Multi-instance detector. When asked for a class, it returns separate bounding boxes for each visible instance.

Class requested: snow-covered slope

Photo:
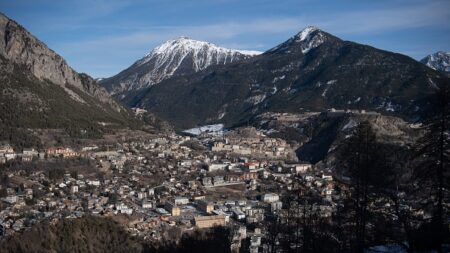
[99,37,261,96]
[420,51,450,74]
[182,124,224,136]
[267,26,326,54]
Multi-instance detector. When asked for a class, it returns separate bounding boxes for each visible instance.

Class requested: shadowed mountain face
[99,37,261,98]
[121,27,449,129]
[0,13,140,144]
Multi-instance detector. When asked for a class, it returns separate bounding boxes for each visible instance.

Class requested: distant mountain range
[110,26,448,129]
[421,51,450,74]
[1,11,449,141]
[0,13,140,145]
[99,37,261,98]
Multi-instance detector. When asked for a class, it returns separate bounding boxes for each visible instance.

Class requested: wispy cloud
[61,0,449,54]
[41,0,450,77]
[56,17,307,57]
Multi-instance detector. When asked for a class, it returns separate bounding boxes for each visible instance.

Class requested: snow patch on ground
[272,75,285,83]
[264,129,279,134]
[245,94,267,105]
[377,100,400,112]
[322,80,337,97]
[322,87,329,97]
[428,77,440,90]
[271,86,278,94]
[183,124,224,136]
[217,112,226,120]
[327,80,337,85]
[385,101,395,112]
[342,119,358,130]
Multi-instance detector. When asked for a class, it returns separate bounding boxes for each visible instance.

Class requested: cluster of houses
[0,127,345,252]
[0,145,41,163]
[211,127,296,159]
[0,144,90,164]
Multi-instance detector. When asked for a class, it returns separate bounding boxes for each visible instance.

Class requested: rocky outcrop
[0,13,122,111]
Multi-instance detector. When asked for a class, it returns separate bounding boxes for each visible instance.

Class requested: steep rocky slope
[0,13,141,146]
[0,13,123,111]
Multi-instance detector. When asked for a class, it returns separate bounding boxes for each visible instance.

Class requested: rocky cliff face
[0,13,142,146]
[0,13,122,111]
[99,37,261,97]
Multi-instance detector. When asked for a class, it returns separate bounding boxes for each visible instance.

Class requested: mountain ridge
[99,37,261,97]
[124,27,449,129]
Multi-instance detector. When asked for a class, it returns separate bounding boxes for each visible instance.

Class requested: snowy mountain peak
[267,25,326,54]
[141,37,261,66]
[295,26,325,53]
[295,26,320,41]
[100,37,261,95]
[151,37,213,56]
[420,51,450,74]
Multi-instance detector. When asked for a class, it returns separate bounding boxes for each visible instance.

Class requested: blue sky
[1,0,449,78]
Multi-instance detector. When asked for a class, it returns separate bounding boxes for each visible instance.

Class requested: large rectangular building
[194,215,226,229]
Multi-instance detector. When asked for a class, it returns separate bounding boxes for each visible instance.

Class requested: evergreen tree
[338,121,381,253]
[414,85,450,253]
